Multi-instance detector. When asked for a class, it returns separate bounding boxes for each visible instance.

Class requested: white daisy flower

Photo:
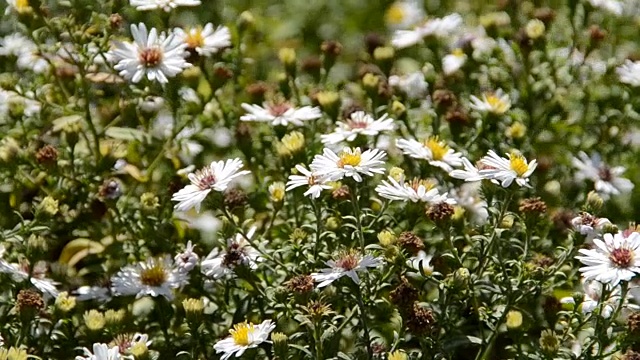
[111,255,188,300]
[0,33,34,57]
[388,71,428,100]
[16,47,50,74]
[129,0,201,12]
[171,158,251,212]
[310,147,387,182]
[469,89,511,115]
[285,164,332,199]
[201,227,261,279]
[320,111,395,145]
[375,175,454,204]
[396,137,463,172]
[449,157,484,182]
[560,279,626,319]
[571,151,634,197]
[616,60,640,86]
[391,13,463,48]
[385,0,425,30]
[311,251,382,288]
[175,240,199,272]
[109,23,190,84]
[442,49,467,75]
[478,150,537,188]
[240,102,322,127]
[214,320,276,360]
[174,23,231,56]
[588,0,624,15]
[572,212,612,241]
[576,231,640,286]
[5,0,31,14]
[407,250,434,276]
[0,246,58,298]
[449,182,489,224]
[75,343,121,360]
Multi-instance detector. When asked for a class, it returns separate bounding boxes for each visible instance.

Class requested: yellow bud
[389,167,405,182]
[391,100,406,117]
[316,91,340,108]
[83,310,105,331]
[39,196,59,216]
[55,292,76,313]
[373,46,395,61]
[269,182,286,203]
[505,122,527,139]
[525,19,546,39]
[388,351,408,360]
[377,230,396,246]
[506,310,523,329]
[362,73,380,89]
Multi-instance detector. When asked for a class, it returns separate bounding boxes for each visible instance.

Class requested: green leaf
[105,126,150,142]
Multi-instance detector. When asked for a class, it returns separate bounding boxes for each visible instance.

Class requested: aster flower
[129,0,201,12]
[469,89,511,115]
[388,71,428,100]
[478,150,537,188]
[240,102,322,127]
[111,255,188,300]
[617,60,640,86]
[201,227,261,279]
[449,182,489,224]
[310,147,386,182]
[109,23,190,84]
[572,212,612,241]
[320,111,395,145]
[75,285,112,302]
[112,333,152,357]
[576,231,640,286]
[407,250,434,276]
[449,157,484,182]
[385,0,425,30]
[75,343,121,360]
[560,279,626,319]
[396,137,463,172]
[285,164,332,199]
[391,13,463,48]
[311,251,382,288]
[5,0,32,14]
[174,23,231,56]
[214,320,276,360]
[442,49,467,75]
[0,33,34,57]
[375,175,454,204]
[171,158,251,212]
[175,240,199,272]
[571,151,634,197]
[0,246,58,298]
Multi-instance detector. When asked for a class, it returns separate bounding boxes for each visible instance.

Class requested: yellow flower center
[424,136,449,161]
[337,149,362,168]
[407,178,436,192]
[385,3,405,25]
[485,94,509,114]
[452,48,465,57]
[139,263,167,287]
[15,0,30,11]
[230,322,255,346]
[509,153,529,177]
[185,28,205,49]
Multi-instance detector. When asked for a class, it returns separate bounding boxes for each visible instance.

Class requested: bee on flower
[311,250,382,287]
[109,23,191,84]
[396,136,463,172]
[240,102,322,127]
[469,89,511,115]
[310,147,386,182]
[320,111,395,145]
[214,320,276,360]
[478,150,537,188]
[171,158,251,212]
[201,227,261,279]
[286,164,333,199]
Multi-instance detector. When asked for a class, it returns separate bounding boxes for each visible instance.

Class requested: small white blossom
[310,147,386,182]
[311,252,381,288]
[75,343,121,360]
[111,255,188,300]
[571,151,634,197]
[240,103,322,127]
[388,72,428,100]
[469,89,511,115]
[576,231,640,286]
[478,150,537,188]
[321,111,395,145]
[201,228,261,279]
[286,164,332,199]
[375,175,454,204]
[175,240,199,272]
[560,279,625,318]
[396,137,463,172]
[385,0,425,30]
[391,13,463,48]
[407,250,434,276]
[214,320,276,360]
[572,212,612,241]
[174,23,231,56]
[171,158,251,212]
[617,60,640,86]
[442,49,467,75]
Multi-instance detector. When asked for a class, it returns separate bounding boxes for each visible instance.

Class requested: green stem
[355,286,373,360]
[349,184,366,253]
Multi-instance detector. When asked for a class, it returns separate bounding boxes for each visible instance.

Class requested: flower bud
[506,310,523,329]
[183,298,205,323]
[377,230,396,247]
[84,310,105,331]
[279,48,297,76]
[586,191,604,212]
[269,182,286,203]
[388,167,405,182]
[38,196,59,216]
[237,11,255,33]
[525,19,545,40]
[55,291,76,313]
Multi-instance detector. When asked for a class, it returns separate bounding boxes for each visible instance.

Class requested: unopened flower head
[109,23,191,84]
[277,131,305,156]
[171,158,251,212]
